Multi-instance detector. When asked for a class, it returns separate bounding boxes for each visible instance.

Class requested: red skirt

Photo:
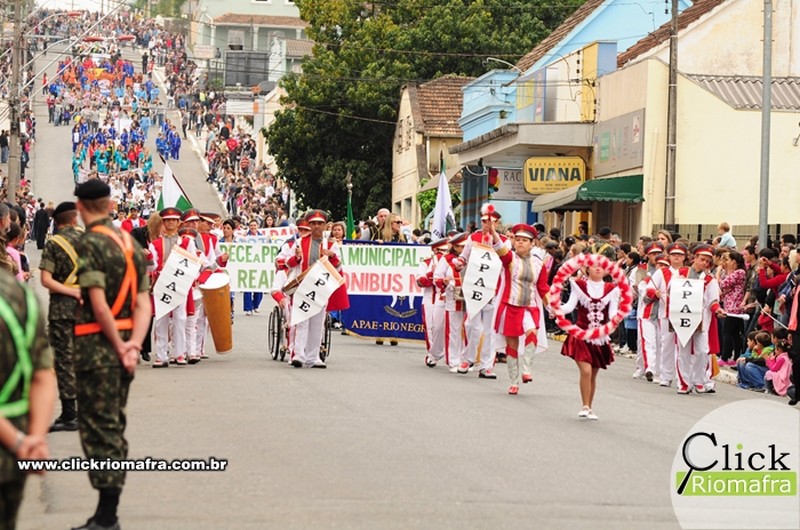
[495,303,540,337]
[561,336,614,369]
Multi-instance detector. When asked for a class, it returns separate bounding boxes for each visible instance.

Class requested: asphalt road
[12,44,795,530]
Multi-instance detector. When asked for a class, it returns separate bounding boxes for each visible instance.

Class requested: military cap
[306,210,328,223]
[511,224,538,240]
[53,201,77,217]
[296,219,311,231]
[159,207,182,220]
[656,255,670,267]
[181,209,201,222]
[449,232,468,246]
[74,179,110,200]
[178,227,198,238]
[644,241,665,255]
[693,244,714,259]
[430,237,450,250]
[480,203,502,221]
[199,212,219,223]
[667,242,688,256]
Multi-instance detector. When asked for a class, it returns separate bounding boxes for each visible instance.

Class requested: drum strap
[74,225,137,336]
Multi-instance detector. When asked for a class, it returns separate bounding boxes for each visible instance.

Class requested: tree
[266,0,586,222]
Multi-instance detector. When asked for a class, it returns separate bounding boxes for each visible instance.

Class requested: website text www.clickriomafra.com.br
[18,457,228,472]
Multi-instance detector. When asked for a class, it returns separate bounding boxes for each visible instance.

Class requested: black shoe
[71,518,121,530]
[140,351,151,362]
[291,359,302,368]
[390,340,398,346]
[49,417,78,432]
[789,399,798,406]
[375,340,384,345]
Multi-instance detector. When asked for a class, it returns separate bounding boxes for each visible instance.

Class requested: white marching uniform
[433,253,466,368]
[635,264,661,380]
[675,269,720,393]
[646,266,682,386]
[415,255,444,362]
[186,233,219,360]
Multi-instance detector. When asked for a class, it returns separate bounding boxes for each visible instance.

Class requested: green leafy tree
[266,0,585,222]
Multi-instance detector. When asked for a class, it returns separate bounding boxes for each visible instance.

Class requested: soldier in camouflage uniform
[73,180,151,530]
[39,201,83,432]
[0,267,57,529]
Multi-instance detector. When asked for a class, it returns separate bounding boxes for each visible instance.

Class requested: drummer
[283,211,348,368]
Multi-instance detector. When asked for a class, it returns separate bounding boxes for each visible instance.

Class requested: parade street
[13,44,788,530]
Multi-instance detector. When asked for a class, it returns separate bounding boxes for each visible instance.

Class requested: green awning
[532,174,643,212]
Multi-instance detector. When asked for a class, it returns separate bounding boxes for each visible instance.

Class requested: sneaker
[508,385,519,395]
[632,369,644,379]
[312,361,327,369]
[695,385,706,394]
[245,311,253,316]
[253,308,260,313]
[645,370,654,382]
[200,353,209,359]
[619,345,630,354]
[585,409,599,421]
[152,360,168,368]
[737,383,751,390]
[478,369,497,379]
[704,384,716,394]
[521,373,533,384]
[187,356,200,365]
[175,356,188,365]
[677,386,692,395]
[578,406,590,418]
[659,380,672,387]
[424,356,437,368]
[751,387,766,393]
[457,361,470,374]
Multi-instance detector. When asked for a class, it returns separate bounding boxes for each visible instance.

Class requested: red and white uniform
[673,268,721,393]
[416,254,444,361]
[186,232,222,359]
[646,266,682,386]
[434,252,466,369]
[285,236,348,366]
[494,242,550,386]
[635,263,661,379]
[455,232,510,372]
[148,233,197,363]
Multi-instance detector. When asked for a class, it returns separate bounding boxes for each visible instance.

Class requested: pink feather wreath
[547,253,634,341]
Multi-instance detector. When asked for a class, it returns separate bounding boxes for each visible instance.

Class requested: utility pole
[663,0,679,230]
[758,0,773,249]
[7,0,22,203]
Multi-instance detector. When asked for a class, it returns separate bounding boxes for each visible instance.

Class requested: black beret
[74,179,110,200]
[53,201,77,217]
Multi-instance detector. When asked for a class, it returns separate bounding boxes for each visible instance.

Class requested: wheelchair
[268,307,332,362]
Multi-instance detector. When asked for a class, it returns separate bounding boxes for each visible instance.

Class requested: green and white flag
[156,163,192,211]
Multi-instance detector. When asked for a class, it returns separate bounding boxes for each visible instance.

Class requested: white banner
[669,278,704,347]
[218,243,280,292]
[462,243,502,317]
[290,258,345,325]
[339,244,432,296]
[154,246,202,320]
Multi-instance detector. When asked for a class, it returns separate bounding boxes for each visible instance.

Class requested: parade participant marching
[558,258,623,420]
[180,209,217,363]
[673,244,724,395]
[196,212,227,358]
[148,207,197,367]
[39,202,83,432]
[72,179,151,530]
[0,267,57,530]
[452,204,508,379]
[284,211,348,368]
[489,223,550,395]
[433,233,469,372]
[632,242,665,382]
[416,238,449,367]
[646,243,689,388]
[272,221,312,362]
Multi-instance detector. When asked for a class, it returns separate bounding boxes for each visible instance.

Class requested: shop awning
[532,174,644,213]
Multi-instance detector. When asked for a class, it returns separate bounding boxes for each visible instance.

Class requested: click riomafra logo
[676,431,795,496]
[670,400,799,529]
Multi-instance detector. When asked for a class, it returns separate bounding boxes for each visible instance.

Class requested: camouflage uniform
[74,218,148,490]
[0,269,54,528]
[39,225,82,401]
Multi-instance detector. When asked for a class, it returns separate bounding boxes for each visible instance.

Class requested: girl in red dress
[559,261,621,420]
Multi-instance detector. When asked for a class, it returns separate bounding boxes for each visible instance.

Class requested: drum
[199,272,233,354]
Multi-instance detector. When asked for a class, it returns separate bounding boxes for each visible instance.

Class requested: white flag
[430,168,454,240]
[669,278,704,347]
[462,243,502,318]
[154,246,202,320]
[290,258,345,325]
[156,162,192,210]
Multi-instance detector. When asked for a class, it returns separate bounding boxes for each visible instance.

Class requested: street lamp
[483,57,524,74]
